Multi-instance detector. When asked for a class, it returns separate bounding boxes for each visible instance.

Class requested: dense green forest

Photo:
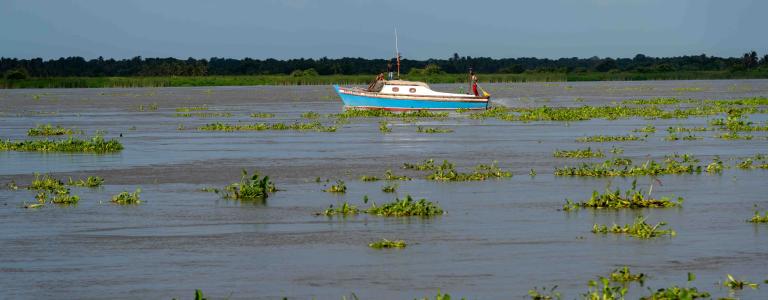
[2,52,767,78]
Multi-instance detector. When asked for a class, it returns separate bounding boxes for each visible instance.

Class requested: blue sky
[1,0,766,60]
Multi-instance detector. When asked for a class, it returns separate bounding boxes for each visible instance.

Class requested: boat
[333,80,490,111]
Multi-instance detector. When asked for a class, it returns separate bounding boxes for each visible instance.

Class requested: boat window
[392,87,399,92]
[409,88,416,93]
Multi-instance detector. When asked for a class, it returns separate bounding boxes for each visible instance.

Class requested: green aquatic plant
[111,188,142,205]
[27,124,75,136]
[748,211,768,223]
[723,274,759,290]
[368,239,406,249]
[609,266,646,283]
[415,290,454,300]
[427,160,512,181]
[610,146,624,154]
[528,286,561,300]
[366,195,444,217]
[324,180,347,193]
[301,111,320,119]
[174,112,232,118]
[583,277,627,300]
[403,159,437,171]
[640,272,709,300]
[384,169,411,181]
[378,121,392,133]
[317,202,359,216]
[553,147,605,158]
[592,216,676,239]
[563,180,682,210]
[28,173,65,191]
[137,103,158,111]
[198,121,336,132]
[0,136,123,153]
[417,126,454,133]
[633,124,656,133]
[717,131,753,140]
[381,183,398,193]
[50,188,80,204]
[175,105,208,112]
[249,112,275,118]
[360,175,381,181]
[223,170,276,200]
[66,176,104,187]
[576,134,643,143]
[705,156,723,174]
[555,157,701,177]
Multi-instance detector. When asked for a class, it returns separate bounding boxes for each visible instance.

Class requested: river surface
[1,80,767,299]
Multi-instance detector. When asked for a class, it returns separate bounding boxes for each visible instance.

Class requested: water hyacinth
[111,188,142,205]
[317,202,359,216]
[199,121,336,132]
[365,195,444,217]
[27,124,76,136]
[555,157,702,177]
[563,180,682,210]
[591,216,676,239]
[553,147,605,158]
[0,136,123,153]
[427,160,512,181]
[368,239,406,249]
[223,170,276,200]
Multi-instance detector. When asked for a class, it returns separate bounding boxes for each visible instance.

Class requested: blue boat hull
[333,85,488,111]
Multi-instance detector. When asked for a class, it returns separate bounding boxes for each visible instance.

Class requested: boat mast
[395,28,400,79]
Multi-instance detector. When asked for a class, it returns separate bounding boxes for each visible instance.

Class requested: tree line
[3,52,768,79]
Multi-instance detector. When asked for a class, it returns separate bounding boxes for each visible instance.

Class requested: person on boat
[387,61,394,80]
[471,72,479,96]
[368,73,386,92]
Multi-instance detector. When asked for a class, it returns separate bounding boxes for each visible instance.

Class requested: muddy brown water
[1,80,767,299]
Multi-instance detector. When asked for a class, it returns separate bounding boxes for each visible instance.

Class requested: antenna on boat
[394,27,401,79]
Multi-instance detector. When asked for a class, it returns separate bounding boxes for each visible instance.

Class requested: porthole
[392,87,400,92]
[409,88,416,93]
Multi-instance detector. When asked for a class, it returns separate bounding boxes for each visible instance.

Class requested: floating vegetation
[723,274,760,290]
[198,121,337,132]
[175,105,208,112]
[710,114,768,132]
[324,180,347,193]
[111,188,142,205]
[609,266,646,283]
[553,147,605,158]
[28,173,65,191]
[368,239,406,249]
[317,202,359,216]
[748,211,768,223]
[527,286,561,300]
[136,103,158,111]
[27,124,76,136]
[717,131,753,140]
[417,126,453,133]
[735,154,768,169]
[633,124,656,133]
[576,134,643,143]
[705,156,724,174]
[403,159,437,171]
[301,111,320,119]
[381,183,398,193]
[584,277,627,300]
[174,112,232,118]
[0,136,123,153]
[365,195,444,217]
[610,146,624,154]
[664,132,702,141]
[378,121,392,133]
[384,169,411,181]
[427,160,512,181]
[555,156,701,177]
[249,112,275,118]
[640,273,710,300]
[666,126,708,133]
[592,216,676,239]
[360,175,381,181]
[563,180,682,210]
[66,176,104,187]
[49,188,80,204]
[223,170,276,200]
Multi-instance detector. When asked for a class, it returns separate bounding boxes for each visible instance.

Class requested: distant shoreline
[3,71,768,89]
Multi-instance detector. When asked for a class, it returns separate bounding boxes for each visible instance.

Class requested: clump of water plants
[381,183,398,193]
[324,180,347,193]
[553,147,605,158]
[49,188,80,204]
[748,211,768,223]
[563,180,682,210]
[384,169,411,181]
[250,112,275,118]
[717,131,753,140]
[609,266,646,283]
[137,103,158,111]
[317,202,359,216]
[174,112,232,118]
[66,176,104,187]
[368,239,406,249]
[1,136,123,153]
[223,170,276,200]
[555,156,701,177]
[111,188,142,205]
[427,160,512,181]
[723,274,760,290]
[633,124,656,133]
[366,195,444,217]
[583,277,627,300]
[705,156,724,174]
[378,121,392,133]
[576,134,643,143]
[403,159,437,171]
[417,126,453,133]
[28,173,65,191]
[199,121,337,132]
[175,105,208,112]
[27,124,76,136]
[592,216,676,239]
[640,273,710,300]
[360,175,381,181]
[301,111,320,119]
[528,286,561,300]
